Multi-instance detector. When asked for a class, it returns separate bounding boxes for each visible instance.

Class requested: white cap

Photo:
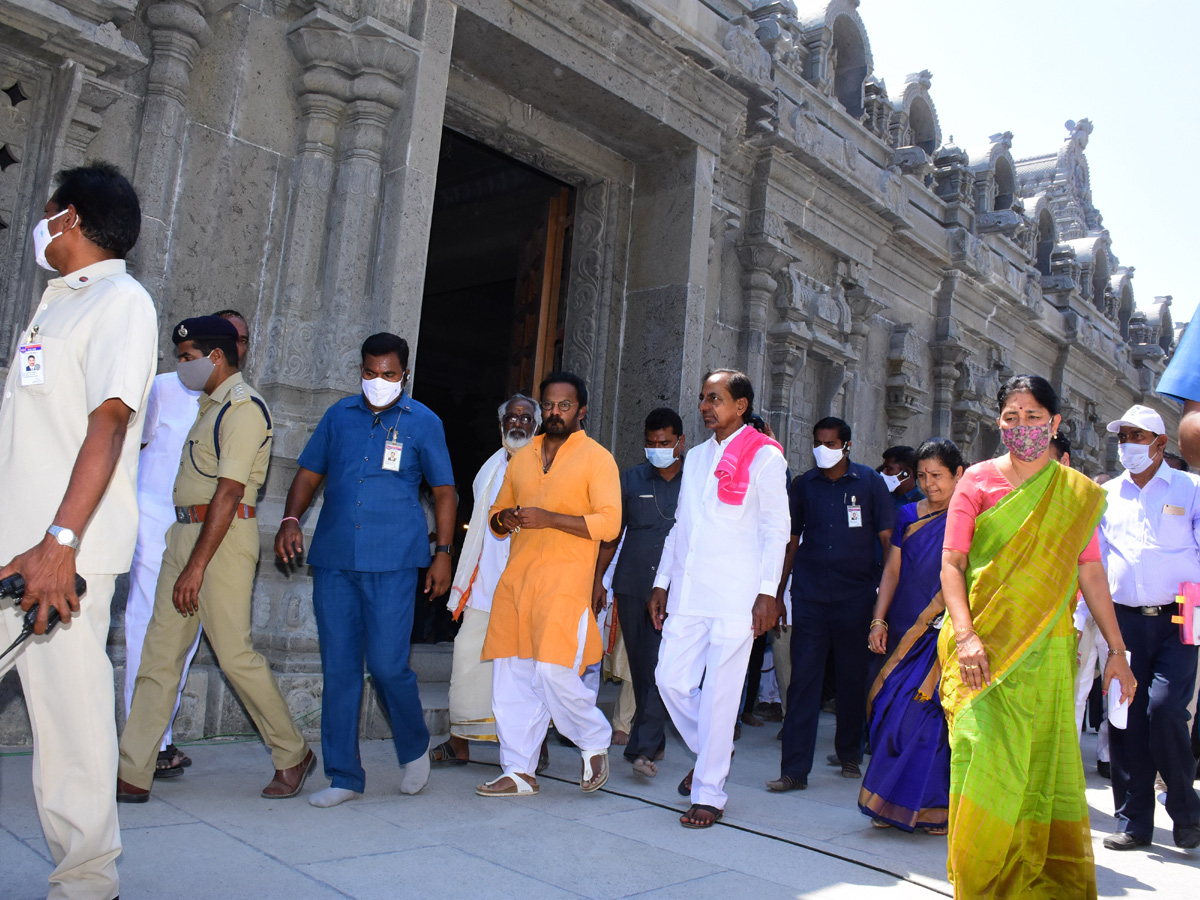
[1106,404,1165,435]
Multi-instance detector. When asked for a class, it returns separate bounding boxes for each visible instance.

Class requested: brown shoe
[116,778,150,804]
[261,749,315,799]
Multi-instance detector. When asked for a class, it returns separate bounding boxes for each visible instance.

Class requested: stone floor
[2,706,1197,899]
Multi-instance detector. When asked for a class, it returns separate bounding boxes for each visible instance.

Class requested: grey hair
[497,393,541,428]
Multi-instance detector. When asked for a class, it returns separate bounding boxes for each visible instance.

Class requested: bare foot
[611,730,629,746]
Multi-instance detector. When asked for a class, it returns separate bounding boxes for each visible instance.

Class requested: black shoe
[841,761,861,779]
[1096,760,1111,780]
[1103,832,1151,851]
[1174,822,1200,849]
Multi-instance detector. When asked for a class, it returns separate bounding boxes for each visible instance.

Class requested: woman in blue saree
[859,438,963,834]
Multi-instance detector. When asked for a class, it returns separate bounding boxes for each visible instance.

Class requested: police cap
[172,315,239,345]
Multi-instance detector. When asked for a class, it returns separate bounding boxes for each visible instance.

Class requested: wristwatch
[46,525,80,551]
[435,544,453,556]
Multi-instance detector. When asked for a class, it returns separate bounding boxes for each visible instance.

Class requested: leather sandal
[476,772,538,797]
[428,740,468,766]
[581,749,609,793]
[154,744,191,779]
[680,804,723,829]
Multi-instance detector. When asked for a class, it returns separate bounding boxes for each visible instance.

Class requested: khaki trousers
[118,518,306,789]
[0,573,121,900]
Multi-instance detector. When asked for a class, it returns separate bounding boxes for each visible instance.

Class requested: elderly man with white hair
[429,394,541,766]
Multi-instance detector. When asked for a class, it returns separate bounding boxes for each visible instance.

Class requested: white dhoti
[1075,607,1110,763]
[124,515,201,750]
[656,612,753,809]
[492,610,612,775]
[449,606,496,741]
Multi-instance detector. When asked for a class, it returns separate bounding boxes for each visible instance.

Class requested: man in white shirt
[0,163,158,900]
[124,310,249,777]
[1098,404,1200,851]
[429,394,540,765]
[649,369,790,828]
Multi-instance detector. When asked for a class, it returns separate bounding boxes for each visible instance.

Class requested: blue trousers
[312,567,429,792]
[1109,605,1200,840]
[780,597,873,779]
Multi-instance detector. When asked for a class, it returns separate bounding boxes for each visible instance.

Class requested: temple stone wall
[0,0,1185,744]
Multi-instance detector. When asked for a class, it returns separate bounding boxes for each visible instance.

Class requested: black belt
[1115,602,1176,617]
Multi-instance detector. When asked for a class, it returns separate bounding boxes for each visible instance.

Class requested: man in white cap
[1098,404,1200,851]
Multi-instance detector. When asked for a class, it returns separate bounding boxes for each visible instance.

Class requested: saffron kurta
[483,430,622,672]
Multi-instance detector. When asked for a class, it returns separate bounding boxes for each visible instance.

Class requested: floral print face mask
[1000,421,1053,462]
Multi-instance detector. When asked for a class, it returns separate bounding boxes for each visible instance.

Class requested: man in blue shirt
[274,333,456,808]
[768,417,894,791]
[879,446,923,509]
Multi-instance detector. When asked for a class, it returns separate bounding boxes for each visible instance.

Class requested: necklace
[649,475,676,522]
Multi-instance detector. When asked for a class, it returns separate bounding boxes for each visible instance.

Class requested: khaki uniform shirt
[173,372,272,508]
[0,259,157,574]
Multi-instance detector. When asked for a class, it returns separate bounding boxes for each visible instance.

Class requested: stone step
[409,643,453,683]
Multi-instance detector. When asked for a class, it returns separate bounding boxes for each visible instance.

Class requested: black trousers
[1109,605,1200,840]
[742,634,767,718]
[780,597,872,778]
[615,593,669,762]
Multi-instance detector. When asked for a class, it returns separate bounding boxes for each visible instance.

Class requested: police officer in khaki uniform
[117,316,313,801]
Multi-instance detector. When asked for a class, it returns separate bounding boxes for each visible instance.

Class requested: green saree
[938,461,1105,899]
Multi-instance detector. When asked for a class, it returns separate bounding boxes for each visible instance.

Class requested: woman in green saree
[939,375,1136,898]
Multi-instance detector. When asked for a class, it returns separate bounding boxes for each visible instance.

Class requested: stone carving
[891,146,931,178]
[563,180,608,390]
[723,17,772,85]
[885,323,928,441]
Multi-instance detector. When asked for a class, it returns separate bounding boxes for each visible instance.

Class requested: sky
[857,0,1196,322]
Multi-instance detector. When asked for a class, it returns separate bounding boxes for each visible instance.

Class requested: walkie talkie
[0,573,89,664]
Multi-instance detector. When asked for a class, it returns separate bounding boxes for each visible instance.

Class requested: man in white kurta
[429,395,540,765]
[650,370,790,825]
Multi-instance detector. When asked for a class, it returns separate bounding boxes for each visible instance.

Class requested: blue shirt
[1158,319,1200,402]
[1098,463,1200,607]
[790,460,896,603]
[298,392,454,572]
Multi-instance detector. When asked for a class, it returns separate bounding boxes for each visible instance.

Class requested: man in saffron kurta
[478,372,622,797]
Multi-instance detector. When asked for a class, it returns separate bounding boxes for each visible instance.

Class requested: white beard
[502,431,532,453]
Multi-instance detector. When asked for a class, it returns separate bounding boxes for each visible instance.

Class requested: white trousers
[492,611,612,775]
[656,612,754,809]
[1075,612,1110,763]
[0,574,121,900]
[124,521,201,750]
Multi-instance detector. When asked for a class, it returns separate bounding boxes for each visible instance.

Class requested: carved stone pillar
[736,237,794,395]
[930,340,967,437]
[129,0,222,305]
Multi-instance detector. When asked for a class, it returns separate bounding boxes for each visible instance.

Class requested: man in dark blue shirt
[880,445,924,509]
[592,407,685,777]
[274,332,456,808]
[768,416,894,791]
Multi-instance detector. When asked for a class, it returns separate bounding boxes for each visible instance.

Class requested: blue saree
[859,503,951,831]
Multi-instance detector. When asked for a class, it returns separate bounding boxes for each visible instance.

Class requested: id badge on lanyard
[847,496,862,528]
[382,408,404,472]
[19,343,44,386]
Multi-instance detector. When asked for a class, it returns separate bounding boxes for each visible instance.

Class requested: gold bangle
[870,619,888,630]
[954,628,976,641]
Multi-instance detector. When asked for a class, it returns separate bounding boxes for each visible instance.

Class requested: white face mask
[362,375,404,409]
[1118,442,1157,475]
[645,447,677,468]
[813,444,845,469]
[33,209,70,271]
[881,471,907,492]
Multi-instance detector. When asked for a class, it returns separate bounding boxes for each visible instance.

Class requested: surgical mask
[362,376,403,409]
[1118,442,1157,475]
[1000,421,1053,463]
[33,209,70,271]
[177,353,216,392]
[813,445,845,469]
[881,472,907,492]
[645,446,677,468]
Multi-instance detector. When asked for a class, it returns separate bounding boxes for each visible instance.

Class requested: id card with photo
[382,440,403,471]
[19,344,44,386]
[847,504,863,528]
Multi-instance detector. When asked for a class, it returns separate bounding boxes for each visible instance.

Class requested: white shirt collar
[51,259,127,291]
[714,424,748,449]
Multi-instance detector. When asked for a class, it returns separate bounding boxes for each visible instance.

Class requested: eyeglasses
[540,400,577,413]
[502,413,535,425]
